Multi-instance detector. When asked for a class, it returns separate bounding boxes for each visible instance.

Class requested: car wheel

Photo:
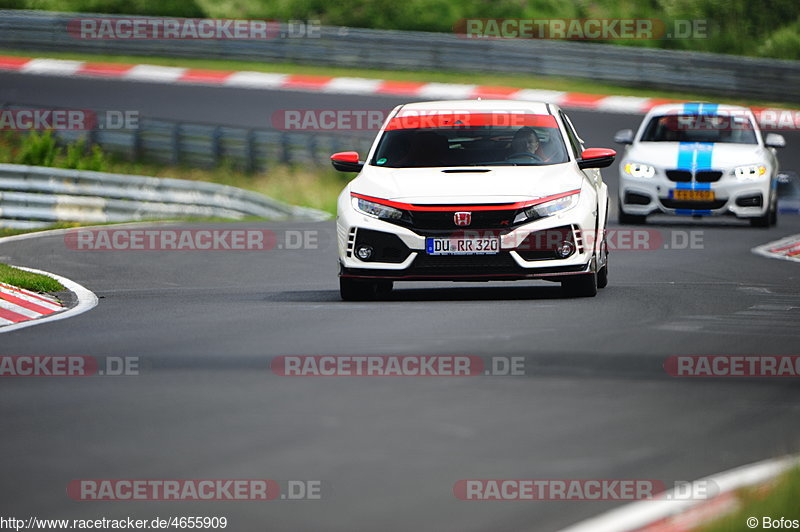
[750,208,771,228]
[769,195,778,226]
[340,277,384,301]
[375,281,394,299]
[562,271,598,298]
[597,265,608,289]
[618,209,647,225]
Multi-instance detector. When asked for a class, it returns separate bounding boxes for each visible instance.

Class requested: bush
[16,131,58,167]
[757,19,800,60]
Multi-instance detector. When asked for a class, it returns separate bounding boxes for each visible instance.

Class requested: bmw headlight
[732,164,767,181]
[623,162,656,178]
[352,196,409,222]
[514,193,580,224]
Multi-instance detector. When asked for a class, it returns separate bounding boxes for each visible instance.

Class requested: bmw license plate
[426,236,500,255]
[671,189,715,201]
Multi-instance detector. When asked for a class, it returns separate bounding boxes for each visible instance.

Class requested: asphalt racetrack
[0,71,799,531]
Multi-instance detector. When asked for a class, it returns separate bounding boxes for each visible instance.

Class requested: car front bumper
[619,174,772,218]
[337,197,601,282]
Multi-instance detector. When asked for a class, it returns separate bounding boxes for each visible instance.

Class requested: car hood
[350,164,583,204]
[625,142,768,169]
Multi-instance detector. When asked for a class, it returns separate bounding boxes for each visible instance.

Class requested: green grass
[0,131,347,214]
[0,221,87,239]
[0,263,64,292]
[697,466,800,532]
[0,48,796,110]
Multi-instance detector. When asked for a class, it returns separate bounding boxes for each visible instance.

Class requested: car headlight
[352,196,409,222]
[732,164,767,180]
[623,162,656,178]
[514,193,580,224]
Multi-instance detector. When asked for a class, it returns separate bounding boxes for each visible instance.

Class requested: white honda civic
[331,100,617,300]
[615,102,786,227]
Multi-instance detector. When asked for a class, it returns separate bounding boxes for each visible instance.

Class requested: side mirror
[765,133,786,149]
[330,151,364,172]
[613,129,634,144]
[578,148,616,169]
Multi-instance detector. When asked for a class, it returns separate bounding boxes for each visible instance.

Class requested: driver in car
[508,126,551,162]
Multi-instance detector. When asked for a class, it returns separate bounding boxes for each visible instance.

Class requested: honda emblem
[454,212,472,226]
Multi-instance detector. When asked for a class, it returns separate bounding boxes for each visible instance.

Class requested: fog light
[556,241,574,258]
[356,245,374,260]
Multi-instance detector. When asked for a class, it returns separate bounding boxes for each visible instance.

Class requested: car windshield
[370,113,569,167]
[640,114,758,144]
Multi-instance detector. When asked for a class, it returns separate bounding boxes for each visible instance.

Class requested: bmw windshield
[370,113,570,168]
[640,114,758,144]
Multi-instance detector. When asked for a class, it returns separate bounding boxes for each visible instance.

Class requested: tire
[769,195,778,227]
[375,281,394,299]
[750,209,771,228]
[597,265,608,289]
[339,277,378,301]
[562,271,598,298]
[618,209,647,225]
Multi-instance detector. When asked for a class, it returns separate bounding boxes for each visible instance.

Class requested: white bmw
[615,102,786,227]
[331,100,617,300]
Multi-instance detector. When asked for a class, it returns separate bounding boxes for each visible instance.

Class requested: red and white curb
[752,234,800,263]
[0,230,99,333]
[557,455,800,532]
[0,267,98,333]
[0,55,797,118]
[0,280,63,325]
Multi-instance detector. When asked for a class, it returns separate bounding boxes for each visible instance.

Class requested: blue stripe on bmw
[695,143,713,170]
[676,182,711,190]
[682,103,718,115]
[677,142,695,170]
[683,103,700,114]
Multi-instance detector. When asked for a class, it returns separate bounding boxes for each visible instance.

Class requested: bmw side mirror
[331,151,364,172]
[613,129,634,144]
[765,133,786,149]
[578,148,616,169]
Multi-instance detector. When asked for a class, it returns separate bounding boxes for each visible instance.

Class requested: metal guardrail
[0,10,799,102]
[1,103,375,172]
[0,163,330,228]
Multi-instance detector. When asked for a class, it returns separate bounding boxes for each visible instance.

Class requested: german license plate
[671,189,715,201]
[425,236,500,255]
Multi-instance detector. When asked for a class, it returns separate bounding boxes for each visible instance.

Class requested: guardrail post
[87,118,98,147]
[171,123,181,166]
[280,133,291,165]
[245,130,257,173]
[132,125,143,161]
[212,126,223,167]
[307,135,318,166]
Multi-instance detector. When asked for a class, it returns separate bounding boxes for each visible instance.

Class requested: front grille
[666,169,723,183]
[661,198,727,210]
[406,209,517,231]
[696,170,723,182]
[624,192,651,205]
[666,170,692,182]
[411,252,520,274]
